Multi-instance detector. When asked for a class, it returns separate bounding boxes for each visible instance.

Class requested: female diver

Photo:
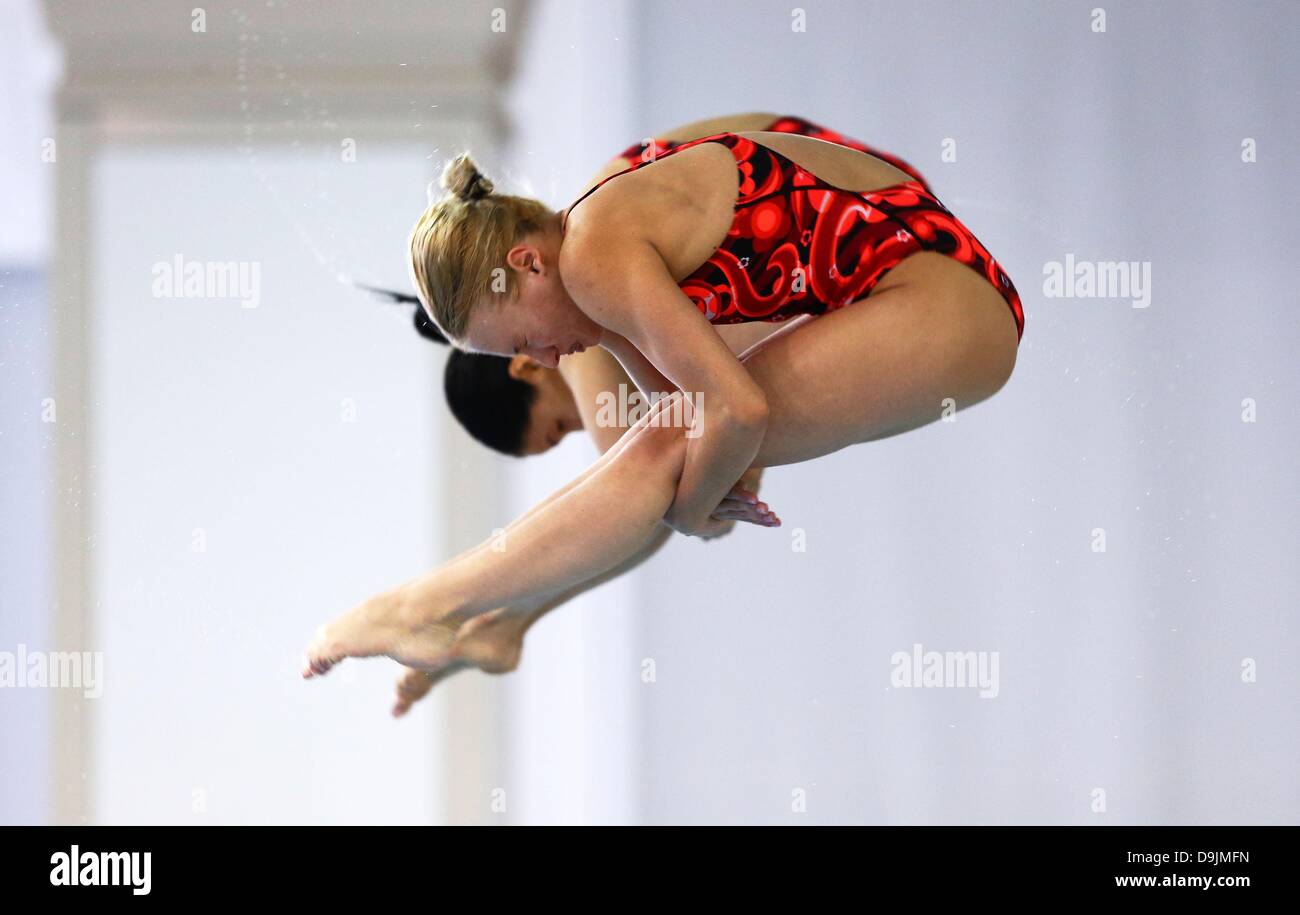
[378,112,938,715]
[304,108,1024,688]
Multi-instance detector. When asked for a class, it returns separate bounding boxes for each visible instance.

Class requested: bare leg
[304,393,699,676]
[330,410,669,684]
[304,253,1018,677]
[387,340,776,710]
[390,523,674,716]
[741,253,1019,466]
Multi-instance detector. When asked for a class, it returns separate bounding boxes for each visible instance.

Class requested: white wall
[616,0,1298,823]
[13,0,1295,827]
[0,0,59,264]
[26,0,523,827]
[0,0,60,826]
[496,0,643,825]
[0,269,52,825]
[87,144,445,823]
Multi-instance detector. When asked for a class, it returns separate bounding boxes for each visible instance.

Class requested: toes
[396,671,432,700]
[302,642,342,679]
[391,668,439,718]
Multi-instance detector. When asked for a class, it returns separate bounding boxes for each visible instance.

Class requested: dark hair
[358,284,535,456]
[410,302,450,344]
[443,349,536,456]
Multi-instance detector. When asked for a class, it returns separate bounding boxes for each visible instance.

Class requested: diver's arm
[559,323,780,456]
[568,241,768,539]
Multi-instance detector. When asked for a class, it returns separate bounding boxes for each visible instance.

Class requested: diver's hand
[709,468,777,527]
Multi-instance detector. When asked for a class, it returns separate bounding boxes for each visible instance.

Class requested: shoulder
[559,160,672,290]
[560,226,672,339]
[559,199,634,289]
[560,221,655,309]
[572,141,732,221]
[563,141,732,249]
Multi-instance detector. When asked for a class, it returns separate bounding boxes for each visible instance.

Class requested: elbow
[724,390,768,436]
[681,386,766,444]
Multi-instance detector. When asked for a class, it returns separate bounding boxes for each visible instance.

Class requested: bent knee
[970,296,1020,398]
[927,274,1020,403]
[619,398,691,477]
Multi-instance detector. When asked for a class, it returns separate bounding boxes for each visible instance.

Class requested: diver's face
[462,233,603,368]
[510,356,582,456]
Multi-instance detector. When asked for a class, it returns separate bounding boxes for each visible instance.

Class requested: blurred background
[1,0,1296,825]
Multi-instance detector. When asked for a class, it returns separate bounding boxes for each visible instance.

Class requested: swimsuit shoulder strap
[562,132,740,233]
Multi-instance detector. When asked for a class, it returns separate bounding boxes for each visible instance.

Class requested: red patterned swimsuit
[569,119,1024,342]
[615,114,934,195]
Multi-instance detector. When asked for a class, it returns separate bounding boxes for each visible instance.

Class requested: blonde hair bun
[441,153,494,201]
[410,155,552,340]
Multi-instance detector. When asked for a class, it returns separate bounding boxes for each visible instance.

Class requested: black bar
[0,825,1286,899]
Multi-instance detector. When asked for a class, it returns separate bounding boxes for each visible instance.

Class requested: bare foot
[391,609,526,717]
[302,590,463,679]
